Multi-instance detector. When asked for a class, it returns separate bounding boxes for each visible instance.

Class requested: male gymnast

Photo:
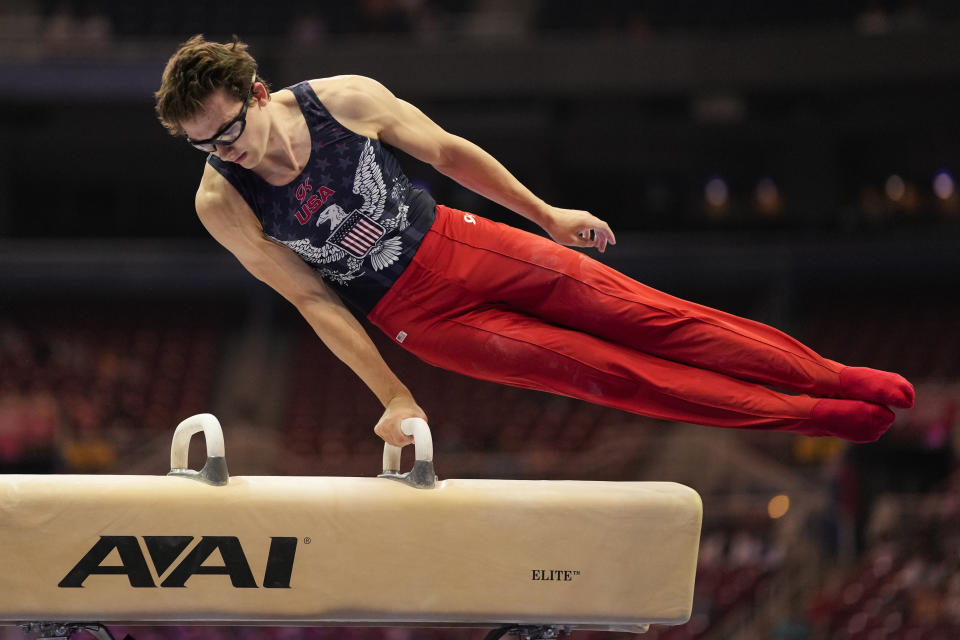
[154,36,914,448]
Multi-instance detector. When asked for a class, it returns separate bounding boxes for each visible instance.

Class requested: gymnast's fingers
[599,221,616,247]
[596,224,615,253]
[374,418,414,447]
[578,225,615,253]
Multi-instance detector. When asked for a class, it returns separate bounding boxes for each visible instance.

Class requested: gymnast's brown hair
[154,34,270,135]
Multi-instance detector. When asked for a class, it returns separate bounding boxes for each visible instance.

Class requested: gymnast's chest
[257,153,367,245]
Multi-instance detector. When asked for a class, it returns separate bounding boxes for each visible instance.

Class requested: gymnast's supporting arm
[194,173,425,447]
[316,75,617,253]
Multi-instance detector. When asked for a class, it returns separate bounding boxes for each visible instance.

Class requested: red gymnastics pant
[368,205,914,442]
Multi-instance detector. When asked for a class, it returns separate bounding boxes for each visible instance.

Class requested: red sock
[793,399,895,443]
[835,367,915,409]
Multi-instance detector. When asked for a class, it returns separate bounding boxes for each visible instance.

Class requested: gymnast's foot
[799,398,896,443]
[835,366,915,409]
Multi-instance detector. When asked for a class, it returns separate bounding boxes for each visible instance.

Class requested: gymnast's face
[180,84,268,168]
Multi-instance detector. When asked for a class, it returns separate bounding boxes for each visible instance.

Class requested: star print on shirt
[336,142,349,155]
[338,157,351,170]
[315,157,330,170]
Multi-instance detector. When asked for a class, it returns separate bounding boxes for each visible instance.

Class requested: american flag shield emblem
[327,211,386,258]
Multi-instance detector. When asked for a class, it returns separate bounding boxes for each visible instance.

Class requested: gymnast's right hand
[373,394,428,447]
[541,206,616,253]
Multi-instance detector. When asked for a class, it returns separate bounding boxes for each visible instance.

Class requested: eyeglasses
[187,75,257,153]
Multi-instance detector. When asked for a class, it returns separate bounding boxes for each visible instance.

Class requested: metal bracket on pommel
[378,417,437,489]
[20,622,127,640]
[167,413,229,486]
[484,625,572,640]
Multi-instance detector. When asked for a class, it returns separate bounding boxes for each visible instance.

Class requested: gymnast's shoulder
[306,76,404,126]
[194,165,261,240]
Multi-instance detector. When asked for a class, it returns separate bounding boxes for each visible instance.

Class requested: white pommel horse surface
[0,413,703,640]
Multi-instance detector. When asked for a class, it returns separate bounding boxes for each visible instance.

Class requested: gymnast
[154,35,914,448]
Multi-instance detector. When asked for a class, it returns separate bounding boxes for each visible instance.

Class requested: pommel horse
[0,414,702,640]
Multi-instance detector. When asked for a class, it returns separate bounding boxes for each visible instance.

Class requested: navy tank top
[208,81,436,315]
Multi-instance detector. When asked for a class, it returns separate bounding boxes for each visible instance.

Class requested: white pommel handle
[170,413,226,471]
[382,417,433,473]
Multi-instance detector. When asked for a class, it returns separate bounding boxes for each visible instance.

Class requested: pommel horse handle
[167,413,230,486]
[379,417,436,489]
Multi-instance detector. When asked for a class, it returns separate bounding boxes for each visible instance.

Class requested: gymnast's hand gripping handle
[379,417,436,489]
[168,413,230,486]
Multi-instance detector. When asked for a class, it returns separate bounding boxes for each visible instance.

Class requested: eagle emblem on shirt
[279,140,411,285]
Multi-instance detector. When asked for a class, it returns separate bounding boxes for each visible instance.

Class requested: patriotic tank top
[208,81,436,315]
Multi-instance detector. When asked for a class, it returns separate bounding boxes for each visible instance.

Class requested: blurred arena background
[2,1,960,639]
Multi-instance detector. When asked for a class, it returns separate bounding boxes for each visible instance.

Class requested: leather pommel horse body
[0,415,702,638]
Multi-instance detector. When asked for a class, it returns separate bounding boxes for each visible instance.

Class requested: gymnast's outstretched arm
[315,75,617,253]
[194,164,425,446]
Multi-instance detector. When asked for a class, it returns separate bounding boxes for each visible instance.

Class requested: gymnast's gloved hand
[373,394,428,447]
[541,206,617,253]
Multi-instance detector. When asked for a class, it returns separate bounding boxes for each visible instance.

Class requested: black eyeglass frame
[186,75,257,153]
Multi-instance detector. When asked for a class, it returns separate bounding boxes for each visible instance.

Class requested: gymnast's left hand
[542,207,616,253]
[373,395,428,447]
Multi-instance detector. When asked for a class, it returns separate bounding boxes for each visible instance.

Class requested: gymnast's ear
[252,79,270,105]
